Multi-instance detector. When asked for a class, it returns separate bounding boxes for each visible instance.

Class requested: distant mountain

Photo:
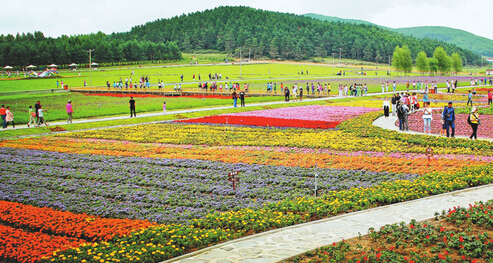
[305,13,493,57]
[393,26,493,57]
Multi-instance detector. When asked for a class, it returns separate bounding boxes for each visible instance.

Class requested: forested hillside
[116,6,481,64]
[0,32,181,68]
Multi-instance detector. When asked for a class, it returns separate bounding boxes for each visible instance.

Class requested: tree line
[116,6,482,64]
[0,31,181,68]
[393,45,463,75]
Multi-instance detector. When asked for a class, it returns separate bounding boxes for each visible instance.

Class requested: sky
[1,0,492,40]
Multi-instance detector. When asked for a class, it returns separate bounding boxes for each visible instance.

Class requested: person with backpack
[399,102,409,131]
[442,102,456,138]
[468,106,480,140]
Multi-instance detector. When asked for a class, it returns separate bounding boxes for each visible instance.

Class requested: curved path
[163,185,493,263]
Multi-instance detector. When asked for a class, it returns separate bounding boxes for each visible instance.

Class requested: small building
[487,69,493,75]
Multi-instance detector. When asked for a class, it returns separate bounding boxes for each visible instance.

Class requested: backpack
[467,115,472,125]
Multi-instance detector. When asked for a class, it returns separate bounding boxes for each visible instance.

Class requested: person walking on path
[285,86,290,102]
[391,94,397,116]
[382,97,390,118]
[34,101,41,125]
[0,105,6,129]
[66,100,73,124]
[5,106,14,128]
[299,86,303,101]
[468,106,480,140]
[36,106,48,127]
[232,91,238,107]
[27,106,35,127]
[488,90,492,105]
[239,90,246,107]
[422,102,433,134]
[129,97,136,117]
[442,102,456,138]
[400,103,409,131]
[467,91,473,107]
[163,102,167,114]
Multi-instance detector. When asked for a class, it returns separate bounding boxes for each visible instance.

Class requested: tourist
[292,85,298,102]
[391,94,397,116]
[129,97,136,117]
[422,102,433,134]
[399,102,409,131]
[27,105,35,127]
[232,91,238,107]
[299,86,303,101]
[467,91,473,107]
[163,102,166,114]
[392,81,396,93]
[382,97,390,118]
[488,90,493,105]
[5,106,14,128]
[239,90,246,107]
[442,102,456,138]
[66,100,73,124]
[34,101,41,125]
[0,105,5,129]
[285,86,290,102]
[468,106,480,140]
[37,106,48,127]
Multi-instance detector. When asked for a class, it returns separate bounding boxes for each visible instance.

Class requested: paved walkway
[164,185,493,263]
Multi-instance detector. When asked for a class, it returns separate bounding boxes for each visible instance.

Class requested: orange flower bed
[0,201,154,242]
[0,224,84,263]
[0,137,481,176]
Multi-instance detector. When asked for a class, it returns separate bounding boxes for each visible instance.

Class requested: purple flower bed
[0,147,417,224]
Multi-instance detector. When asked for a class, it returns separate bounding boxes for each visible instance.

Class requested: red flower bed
[0,224,84,263]
[0,201,154,242]
[176,115,339,129]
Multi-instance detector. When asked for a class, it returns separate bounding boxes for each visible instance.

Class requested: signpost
[228,171,240,191]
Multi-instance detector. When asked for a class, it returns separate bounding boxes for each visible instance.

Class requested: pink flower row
[223,106,381,122]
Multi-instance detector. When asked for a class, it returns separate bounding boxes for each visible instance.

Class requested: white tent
[48,64,58,67]
[3,65,13,69]
[68,63,78,67]
[26,65,36,68]
[91,62,99,66]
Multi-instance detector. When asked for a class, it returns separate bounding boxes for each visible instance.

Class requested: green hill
[115,6,481,64]
[305,13,493,57]
[394,26,493,57]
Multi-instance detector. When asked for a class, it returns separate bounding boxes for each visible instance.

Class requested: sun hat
[471,106,477,113]
[68,100,71,103]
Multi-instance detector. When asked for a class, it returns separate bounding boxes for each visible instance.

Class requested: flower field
[2,102,493,262]
[177,106,380,129]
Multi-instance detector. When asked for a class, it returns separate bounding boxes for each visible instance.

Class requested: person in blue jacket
[442,102,456,138]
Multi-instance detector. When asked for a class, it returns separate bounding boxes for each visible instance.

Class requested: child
[439,113,446,136]
[163,102,167,114]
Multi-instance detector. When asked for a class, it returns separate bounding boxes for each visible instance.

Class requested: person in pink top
[66,100,74,123]
[488,90,492,106]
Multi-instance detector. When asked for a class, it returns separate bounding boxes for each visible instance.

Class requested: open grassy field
[2,57,487,94]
